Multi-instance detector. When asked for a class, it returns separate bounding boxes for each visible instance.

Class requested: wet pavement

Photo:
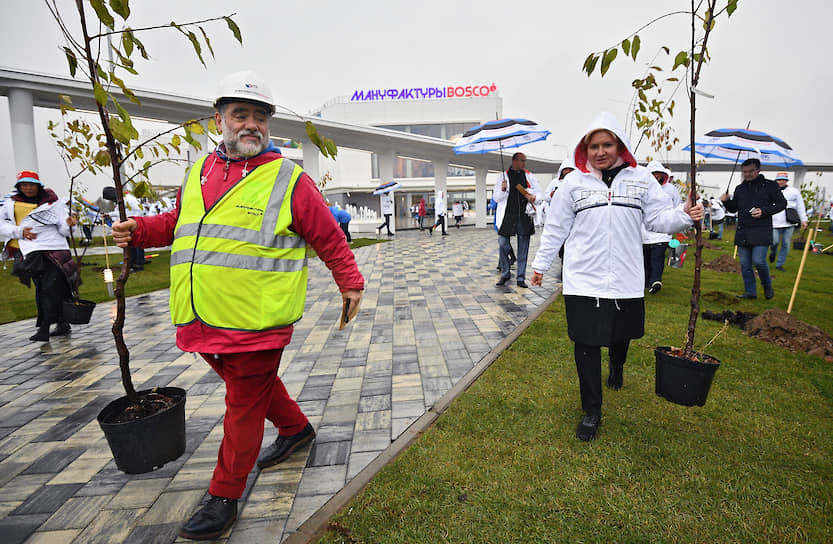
[0,228,560,543]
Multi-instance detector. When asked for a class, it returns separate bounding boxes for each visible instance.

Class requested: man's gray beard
[223,126,268,158]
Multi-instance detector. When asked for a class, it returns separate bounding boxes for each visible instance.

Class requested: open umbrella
[683,128,804,168]
[373,181,401,195]
[453,118,550,172]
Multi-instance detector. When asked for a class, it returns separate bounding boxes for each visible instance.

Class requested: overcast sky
[1,0,832,195]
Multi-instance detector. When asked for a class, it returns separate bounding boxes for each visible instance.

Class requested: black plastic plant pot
[97,387,186,474]
[62,299,96,324]
[655,346,720,407]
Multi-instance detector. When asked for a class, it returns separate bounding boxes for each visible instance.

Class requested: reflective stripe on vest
[170,155,308,330]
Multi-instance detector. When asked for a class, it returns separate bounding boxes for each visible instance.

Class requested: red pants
[202,349,308,499]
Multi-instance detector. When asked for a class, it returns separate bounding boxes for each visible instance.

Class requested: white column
[475,166,488,228]
[302,140,321,186]
[8,88,39,173]
[793,167,806,190]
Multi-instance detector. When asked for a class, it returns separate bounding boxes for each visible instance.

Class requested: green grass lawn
[317,224,833,544]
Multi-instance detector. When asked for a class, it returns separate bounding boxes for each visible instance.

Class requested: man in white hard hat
[112,70,365,541]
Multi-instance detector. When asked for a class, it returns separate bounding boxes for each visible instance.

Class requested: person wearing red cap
[1,171,79,341]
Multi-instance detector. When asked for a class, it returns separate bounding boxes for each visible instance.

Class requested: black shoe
[257,422,315,469]
[29,329,50,342]
[607,364,623,390]
[516,281,529,288]
[648,281,662,295]
[736,293,757,299]
[769,250,776,263]
[775,266,785,272]
[428,226,433,235]
[576,413,601,441]
[495,277,510,287]
[51,323,71,337]
[178,495,237,541]
[764,286,774,299]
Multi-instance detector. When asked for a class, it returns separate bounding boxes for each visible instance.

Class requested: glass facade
[371,122,476,179]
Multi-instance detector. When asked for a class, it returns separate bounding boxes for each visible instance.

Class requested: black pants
[130,246,145,270]
[643,242,668,287]
[432,216,446,234]
[32,260,69,329]
[377,214,392,234]
[574,341,629,416]
[340,222,351,242]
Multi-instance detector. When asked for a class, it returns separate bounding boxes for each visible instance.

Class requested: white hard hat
[214,70,276,114]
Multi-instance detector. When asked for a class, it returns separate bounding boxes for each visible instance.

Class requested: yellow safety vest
[170,155,308,330]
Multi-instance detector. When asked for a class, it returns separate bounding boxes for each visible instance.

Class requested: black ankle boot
[51,323,71,337]
[607,363,623,390]
[30,326,50,342]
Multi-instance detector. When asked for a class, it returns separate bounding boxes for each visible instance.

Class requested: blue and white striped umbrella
[453,118,550,155]
[683,128,803,167]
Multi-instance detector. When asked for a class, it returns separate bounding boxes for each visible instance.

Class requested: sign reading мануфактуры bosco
[351,83,497,102]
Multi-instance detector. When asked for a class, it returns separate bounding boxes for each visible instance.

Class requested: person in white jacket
[429,190,448,235]
[530,112,703,441]
[493,152,543,288]
[769,172,808,271]
[540,158,576,283]
[641,160,680,295]
[0,171,79,341]
[376,192,395,236]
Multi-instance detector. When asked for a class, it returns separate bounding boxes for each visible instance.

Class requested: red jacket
[131,148,364,354]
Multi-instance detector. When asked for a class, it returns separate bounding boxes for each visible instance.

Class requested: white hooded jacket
[0,197,72,259]
[641,160,678,245]
[531,112,694,299]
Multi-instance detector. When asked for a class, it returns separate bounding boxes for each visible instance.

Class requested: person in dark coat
[721,158,787,299]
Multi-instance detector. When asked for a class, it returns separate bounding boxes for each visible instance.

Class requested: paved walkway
[0,229,560,544]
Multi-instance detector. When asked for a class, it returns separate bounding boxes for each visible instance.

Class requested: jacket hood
[646,159,670,182]
[556,156,576,180]
[573,112,637,173]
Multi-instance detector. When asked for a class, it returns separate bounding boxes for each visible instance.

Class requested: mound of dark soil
[745,308,833,362]
[703,254,741,273]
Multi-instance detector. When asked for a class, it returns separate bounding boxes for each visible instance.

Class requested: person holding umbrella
[376,191,394,236]
[720,158,786,299]
[429,190,448,235]
[530,112,703,441]
[494,152,542,288]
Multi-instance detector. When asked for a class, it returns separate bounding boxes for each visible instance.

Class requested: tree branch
[88,13,236,40]
[119,116,214,165]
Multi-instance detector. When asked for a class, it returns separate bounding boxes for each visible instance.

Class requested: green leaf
[207,118,219,135]
[660,45,670,55]
[600,48,618,77]
[63,47,78,77]
[109,116,138,144]
[224,16,242,44]
[666,77,679,82]
[89,0,115,29]
[94,149,111,167]
[324,138,338,159]
[186,121,205,135]
[198,26,215,58]
[93,82,108,108]
[185,31,205,66]
[727,0,738,16]
[133,180,151,198]
[122,28,134,57]
[621,38,630,56]
[673,51,689,71]
[111,94,130,124]
[305,121,318,141]
[108,0,130,19]
[96,63,108,82]
[131,32,149,59]
[171,134,181,151]
[668,100,675,117]
[631,35,640,60]
[135,146,143,159]
[703,10,716,31]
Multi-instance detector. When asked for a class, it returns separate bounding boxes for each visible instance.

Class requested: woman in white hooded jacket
[531,113,703,441]
[0,171,79,341]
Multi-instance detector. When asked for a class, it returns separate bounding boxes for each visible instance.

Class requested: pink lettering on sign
[350,83,498,101]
